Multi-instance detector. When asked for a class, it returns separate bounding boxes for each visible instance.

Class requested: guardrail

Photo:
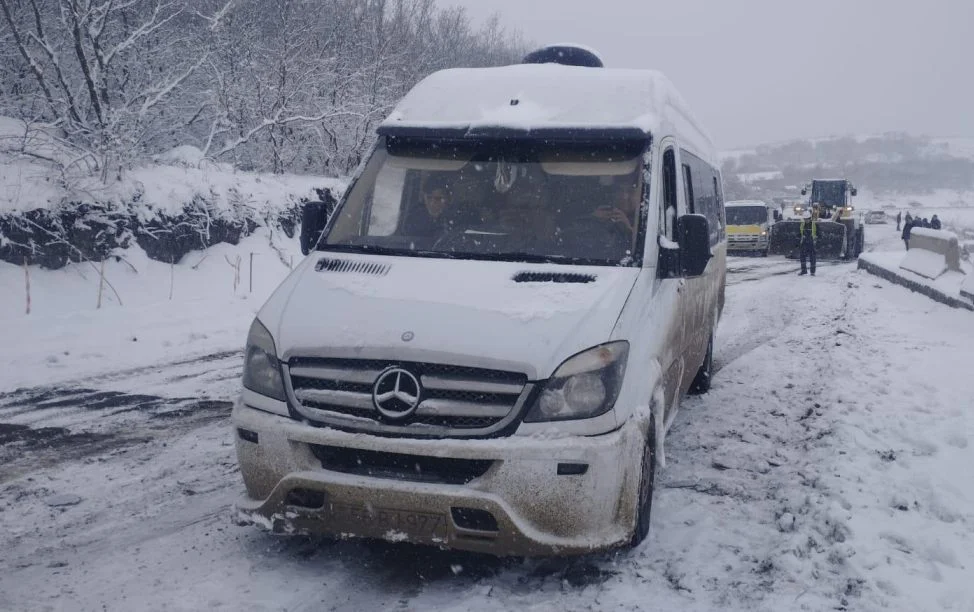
[902,228,963,279]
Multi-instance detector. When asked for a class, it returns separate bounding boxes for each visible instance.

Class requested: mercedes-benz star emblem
[372,368,421,420]
[401,331,415,342]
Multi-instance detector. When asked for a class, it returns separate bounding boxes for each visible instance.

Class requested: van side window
[682,164,694,214]
[661,149,677,243]
[712,173,726,240]
[680,148,723,247]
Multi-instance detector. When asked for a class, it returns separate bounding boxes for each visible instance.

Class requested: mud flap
[653,387,667,468]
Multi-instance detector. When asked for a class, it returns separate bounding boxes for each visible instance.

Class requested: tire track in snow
[636,267,870,610]
[0,351,241,481]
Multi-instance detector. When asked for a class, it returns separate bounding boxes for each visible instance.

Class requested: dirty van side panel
[652,143,687,422]
[678,150,725,391]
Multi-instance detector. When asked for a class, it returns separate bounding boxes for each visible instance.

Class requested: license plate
[330,503,447,538]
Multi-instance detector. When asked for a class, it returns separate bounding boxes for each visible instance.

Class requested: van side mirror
[851,188,858,197]
[678,214,712,277]
[300,201,330,255]
[801,188,807,196]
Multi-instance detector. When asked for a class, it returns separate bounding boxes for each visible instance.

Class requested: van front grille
[286,358,531,438]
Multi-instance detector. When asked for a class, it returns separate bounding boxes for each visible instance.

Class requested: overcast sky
[436,0,974,149]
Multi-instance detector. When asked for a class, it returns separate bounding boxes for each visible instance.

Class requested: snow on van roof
[381,64,717,165]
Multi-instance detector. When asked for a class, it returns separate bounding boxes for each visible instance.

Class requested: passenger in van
[450,168,492,226]
[402,174,455,238]
[592,179,640,242]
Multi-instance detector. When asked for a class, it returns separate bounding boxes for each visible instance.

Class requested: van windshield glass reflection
[323,137,647,266]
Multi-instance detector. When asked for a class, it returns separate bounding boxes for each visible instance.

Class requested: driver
[403,174,454,238]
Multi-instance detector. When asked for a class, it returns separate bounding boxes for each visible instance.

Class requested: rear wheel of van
[689,332,714,395]
[629,428,657,548]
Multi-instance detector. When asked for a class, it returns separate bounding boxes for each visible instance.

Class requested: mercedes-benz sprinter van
[233,45,727,556]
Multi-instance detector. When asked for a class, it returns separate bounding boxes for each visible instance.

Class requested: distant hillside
[720,133,974,201]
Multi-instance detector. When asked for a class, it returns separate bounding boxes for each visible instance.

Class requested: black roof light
[522,44,604,68]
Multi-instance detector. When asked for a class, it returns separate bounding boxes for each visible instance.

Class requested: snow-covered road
[2,245,973,611]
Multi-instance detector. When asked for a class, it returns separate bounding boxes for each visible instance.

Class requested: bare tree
[1,0,528,178]
[0,0,223,177]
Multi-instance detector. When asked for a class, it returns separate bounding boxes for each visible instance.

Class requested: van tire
[629,428,657,548]
[688,332,714,395]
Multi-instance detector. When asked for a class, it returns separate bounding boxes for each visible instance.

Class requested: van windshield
[322,136,647,266]
[725,206,768,226]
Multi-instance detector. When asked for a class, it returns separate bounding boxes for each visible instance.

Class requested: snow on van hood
[260,254,639,380]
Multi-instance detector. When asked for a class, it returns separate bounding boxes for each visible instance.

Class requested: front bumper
[727,236,769,251]
[231,398,645,556]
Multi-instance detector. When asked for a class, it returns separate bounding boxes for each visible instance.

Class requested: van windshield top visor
[323,137,649,266]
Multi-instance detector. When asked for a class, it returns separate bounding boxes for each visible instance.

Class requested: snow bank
[0,117,347,269]
[0,117,343,215]
[0,150,340,216]
[0,232,307,389]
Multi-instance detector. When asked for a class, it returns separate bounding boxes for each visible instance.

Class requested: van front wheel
[629,430,657,548]
[689,332,715,395]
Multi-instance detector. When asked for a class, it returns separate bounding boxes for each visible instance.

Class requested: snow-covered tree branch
[0,0,527,177]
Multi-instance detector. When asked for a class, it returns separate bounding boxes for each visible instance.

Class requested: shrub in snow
[0,184,340,269]
[0,206,131,269]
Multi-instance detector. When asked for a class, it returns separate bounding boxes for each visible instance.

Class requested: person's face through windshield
[593,177,640,236]
[422,177,451,219]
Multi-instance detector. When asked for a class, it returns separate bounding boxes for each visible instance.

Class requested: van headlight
[242,319,286,401]
[525,342,628,422]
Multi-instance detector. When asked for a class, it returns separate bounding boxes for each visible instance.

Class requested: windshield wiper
[319,244,625,266]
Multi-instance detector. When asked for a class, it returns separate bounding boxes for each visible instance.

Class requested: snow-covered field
[1,225,972,611]
[0,232,305,390]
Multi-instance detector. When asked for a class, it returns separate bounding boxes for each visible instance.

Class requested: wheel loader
[769,179,864,260]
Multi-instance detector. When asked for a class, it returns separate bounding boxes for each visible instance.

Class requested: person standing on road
[896,211,902,231]
[902,217,914,250]
[799,211,817,276]
[905,212,913,228]
[931,214,942,230]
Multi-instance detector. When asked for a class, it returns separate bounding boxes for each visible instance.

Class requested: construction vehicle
[769,179,864,260]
